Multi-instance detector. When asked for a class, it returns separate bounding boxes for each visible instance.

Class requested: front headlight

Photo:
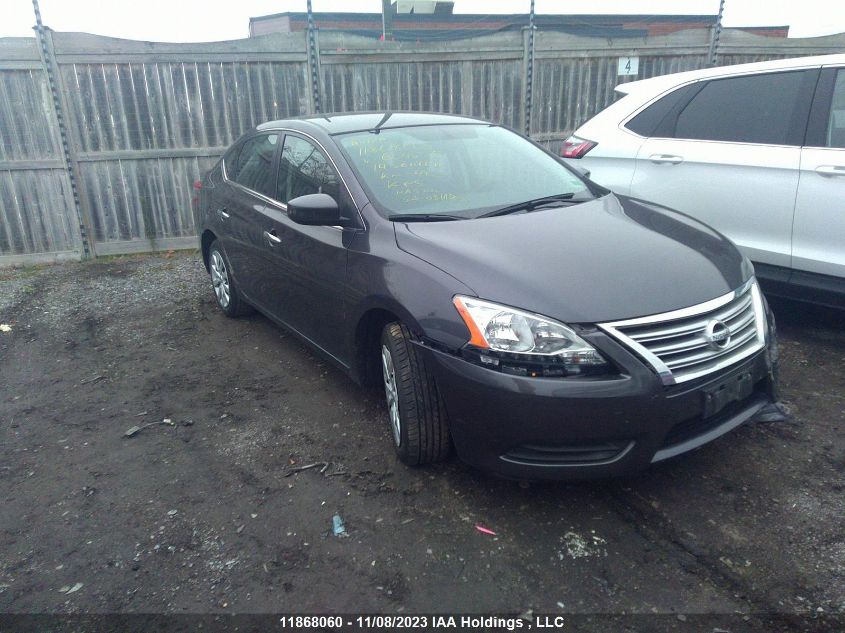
[453,295,607,372]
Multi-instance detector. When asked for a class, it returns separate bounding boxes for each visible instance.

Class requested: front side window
[276,135,340,204]
[230,133,279,197]
[336,124,590,218]
[826,69,845,148]
[674,71,807,145]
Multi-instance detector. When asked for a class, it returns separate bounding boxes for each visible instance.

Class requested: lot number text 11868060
[277,615,572,630]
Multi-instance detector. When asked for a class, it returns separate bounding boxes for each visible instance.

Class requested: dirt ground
[0,251,843,630]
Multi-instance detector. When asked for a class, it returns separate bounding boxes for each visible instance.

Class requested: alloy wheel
[381,344,401,446]
[210,250,230,308]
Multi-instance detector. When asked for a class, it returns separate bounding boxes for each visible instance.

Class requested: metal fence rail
[1,27,843,266]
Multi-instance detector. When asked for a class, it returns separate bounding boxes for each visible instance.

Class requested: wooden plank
[93,235,197,255]
[0,37,41,62]
[0,61,44,70]
[0,249,81,268]
[0,160,64,171]
[50,31,308,55]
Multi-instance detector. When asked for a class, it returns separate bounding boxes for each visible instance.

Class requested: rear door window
[673,71,811,146]
[230,133,279,197]
[826,69,845,148]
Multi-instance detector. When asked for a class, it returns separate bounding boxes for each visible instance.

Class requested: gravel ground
[0,251,843,631]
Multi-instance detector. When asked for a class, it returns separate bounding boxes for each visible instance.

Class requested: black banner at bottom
[0,613,842,633]
[1,613,843,633]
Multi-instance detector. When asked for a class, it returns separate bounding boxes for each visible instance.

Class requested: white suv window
[625,84,699,137]
[674,71,807,146]
[826,70,845,148]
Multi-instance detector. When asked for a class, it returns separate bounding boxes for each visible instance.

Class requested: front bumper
[419,331,778,480]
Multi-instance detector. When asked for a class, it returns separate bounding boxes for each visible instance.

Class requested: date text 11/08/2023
[277,615,571,630]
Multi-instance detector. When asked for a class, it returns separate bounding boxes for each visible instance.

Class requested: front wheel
[380,323,450,465]
[208,240,252,317]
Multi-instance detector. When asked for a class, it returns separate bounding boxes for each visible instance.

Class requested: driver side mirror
[287,193,341,226]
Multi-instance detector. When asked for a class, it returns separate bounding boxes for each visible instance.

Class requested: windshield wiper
[478,193,577,218]
[388,214,465,222]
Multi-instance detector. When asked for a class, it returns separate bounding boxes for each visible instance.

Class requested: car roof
[617,52,845,95]
[257,111,490,136]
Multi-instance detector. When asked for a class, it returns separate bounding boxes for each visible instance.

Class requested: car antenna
[369,112,393,134]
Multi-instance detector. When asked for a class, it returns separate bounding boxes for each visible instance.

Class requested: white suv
[564,54,845,307]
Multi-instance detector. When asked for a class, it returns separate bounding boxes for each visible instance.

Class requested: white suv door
[627,70,818,272]
[793,66,845,280]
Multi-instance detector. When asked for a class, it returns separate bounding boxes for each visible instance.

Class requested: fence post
[32,13,94,259]
[707,0,726,67]
[520,28,529,136]
[522,19,537,137]
[306,0,322,114]
[313,29,325,113]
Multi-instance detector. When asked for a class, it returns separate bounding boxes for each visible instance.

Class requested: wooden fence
[1,27,844,265]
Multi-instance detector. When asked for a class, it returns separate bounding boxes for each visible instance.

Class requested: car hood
[394,193,751,324]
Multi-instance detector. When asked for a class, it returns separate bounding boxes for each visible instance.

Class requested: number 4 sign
[618,56,639,76]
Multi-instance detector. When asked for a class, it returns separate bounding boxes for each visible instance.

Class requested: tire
[380,322,450,465]
[208,240,252,317]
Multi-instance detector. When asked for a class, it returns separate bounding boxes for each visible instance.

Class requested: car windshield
[336,124,593,219]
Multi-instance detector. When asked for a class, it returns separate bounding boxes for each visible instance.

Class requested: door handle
[815,165,845,177]
[263,229,282,246]
[217,208,230,219]
[649,154,684,165]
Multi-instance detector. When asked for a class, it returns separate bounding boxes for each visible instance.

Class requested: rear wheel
[380,323,450,465]
[208,240,252,317]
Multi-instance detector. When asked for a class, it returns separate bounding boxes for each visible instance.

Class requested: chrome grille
[599,279,767,385]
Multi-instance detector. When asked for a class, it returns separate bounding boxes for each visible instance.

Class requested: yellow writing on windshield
[346,136,460,206]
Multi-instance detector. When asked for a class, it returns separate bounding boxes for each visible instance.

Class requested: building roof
[249,12,789,41]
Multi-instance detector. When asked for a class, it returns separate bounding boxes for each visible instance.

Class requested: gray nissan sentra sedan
[197,112,781,480]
